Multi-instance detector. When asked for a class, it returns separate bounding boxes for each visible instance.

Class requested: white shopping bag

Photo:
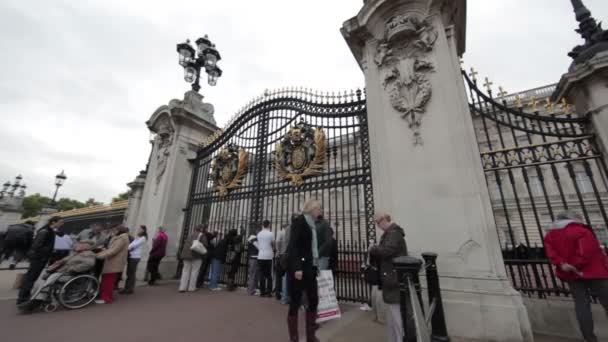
[316,270,341,323]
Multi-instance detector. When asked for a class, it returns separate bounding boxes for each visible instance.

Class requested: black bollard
[422,253,450,342]
[394,256,423,342]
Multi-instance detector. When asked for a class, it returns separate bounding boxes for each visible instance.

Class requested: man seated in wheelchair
[29,239,96,304]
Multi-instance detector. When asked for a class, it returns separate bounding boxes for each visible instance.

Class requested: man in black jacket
[2,222,35,270]
[17,216,64,306]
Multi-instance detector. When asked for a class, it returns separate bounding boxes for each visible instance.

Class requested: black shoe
[9,264,15,270]
[119,290,133,295]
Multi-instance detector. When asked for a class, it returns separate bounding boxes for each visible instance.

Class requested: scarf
[304,214,319,266]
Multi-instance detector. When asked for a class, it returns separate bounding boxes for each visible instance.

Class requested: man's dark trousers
[569,279,608,342]
[17,258,47,304]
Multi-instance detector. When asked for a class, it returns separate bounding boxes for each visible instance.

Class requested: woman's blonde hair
[302,199,322,215]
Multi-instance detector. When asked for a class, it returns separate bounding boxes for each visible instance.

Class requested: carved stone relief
[154,116,175,193]
[375,14,438,146]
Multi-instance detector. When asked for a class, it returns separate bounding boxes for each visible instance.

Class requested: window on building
[527,172,544,198]
[594,227,608,245]
[575,171,593,193]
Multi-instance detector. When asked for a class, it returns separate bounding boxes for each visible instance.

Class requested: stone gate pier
[125,90,218,277]
[342,1,534,340]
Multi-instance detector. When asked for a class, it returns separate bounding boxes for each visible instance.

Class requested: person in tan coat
[95,225,130,304]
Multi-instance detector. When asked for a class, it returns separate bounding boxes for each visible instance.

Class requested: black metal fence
[181,88,376,302]
[503,244,608,301]
[463,69,608,299]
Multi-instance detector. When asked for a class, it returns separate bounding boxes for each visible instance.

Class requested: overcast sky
[1,0,606,203]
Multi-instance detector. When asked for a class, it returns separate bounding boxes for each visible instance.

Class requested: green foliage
[21,194,87,218]
[56,197,87,212]
[22,193,51,218]
[85,198,102,206]
[112,190,130,203]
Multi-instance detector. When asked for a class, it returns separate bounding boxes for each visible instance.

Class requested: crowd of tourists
[11,217,170,310]
[2,202,607,342]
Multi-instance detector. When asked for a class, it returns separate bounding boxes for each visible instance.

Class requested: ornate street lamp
[0,180,10,198]
[50,170,67,207]
[176,35,223,92]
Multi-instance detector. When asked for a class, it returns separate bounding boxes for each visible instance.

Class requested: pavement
[0,270,579,342]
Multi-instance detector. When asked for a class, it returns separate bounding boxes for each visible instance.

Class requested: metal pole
[422,252,450,342]
[394,256,423,342]
[51,185,60,207]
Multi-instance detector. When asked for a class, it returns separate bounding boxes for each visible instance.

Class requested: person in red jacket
[147,227,168,286]
[544,211,608,342]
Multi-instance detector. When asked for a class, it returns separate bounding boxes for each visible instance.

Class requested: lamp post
[176,35,223,92]
[50,170,67,208]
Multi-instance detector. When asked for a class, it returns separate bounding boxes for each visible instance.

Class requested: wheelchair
[28,271,99,313]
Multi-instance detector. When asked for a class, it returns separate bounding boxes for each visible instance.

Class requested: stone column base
[440,279,534,342]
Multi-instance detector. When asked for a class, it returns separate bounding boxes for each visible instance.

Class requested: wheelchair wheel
[58,275,99,310]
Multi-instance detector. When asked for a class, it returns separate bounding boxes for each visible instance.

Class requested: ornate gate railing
[181,88,375,303]
[462,70,608,300]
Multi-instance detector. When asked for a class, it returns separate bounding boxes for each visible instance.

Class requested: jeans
[568,279,608,342]
[196,256,210,288]
[318,257,330,271]
[281,274,290,304]
[209,258,222,289]
[17,257,47,304]
[124,258,140,292]
[247,258,259,295]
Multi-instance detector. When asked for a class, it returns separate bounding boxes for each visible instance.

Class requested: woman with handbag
[286,200,322,342]
[179,225,207,292]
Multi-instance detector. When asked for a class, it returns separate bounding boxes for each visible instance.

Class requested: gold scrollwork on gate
[211,144,249,196]
[275,120,326,187]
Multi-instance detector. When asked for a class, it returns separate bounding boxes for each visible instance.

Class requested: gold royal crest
[211,144,249,196]
[276,119,326,186]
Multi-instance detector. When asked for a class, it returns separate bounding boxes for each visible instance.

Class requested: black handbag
[361,251,380,286]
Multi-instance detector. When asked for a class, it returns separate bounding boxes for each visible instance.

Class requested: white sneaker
[94,300,106,304]
[212,287,223,291]
[359,303,372,311]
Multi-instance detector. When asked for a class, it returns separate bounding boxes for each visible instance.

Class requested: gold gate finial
[545,99,555,114]
[483,77,493,93]
[498,86,508,98]
[469,67,478,82]
[515,94,524,108]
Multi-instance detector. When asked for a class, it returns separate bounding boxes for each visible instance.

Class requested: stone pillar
[553,51,608,155]
[133,90,218,277]
[341,1,533,340]
[124,170,146,231]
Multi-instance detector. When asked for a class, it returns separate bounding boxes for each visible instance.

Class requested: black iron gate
[181,88,375,302]
[463,70,608,299]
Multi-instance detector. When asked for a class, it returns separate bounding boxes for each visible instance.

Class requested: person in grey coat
[369,212,408,342]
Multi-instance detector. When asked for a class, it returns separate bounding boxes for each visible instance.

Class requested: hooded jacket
[149,231,168,259]
[370,223,408,304]
[544,219,608,281]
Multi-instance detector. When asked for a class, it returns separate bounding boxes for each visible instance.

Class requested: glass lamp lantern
[204,46,221,68]
[184,66,198,83]
[207,66,222,86]
[55,170,67,187]
[177,42,195,67]
[195,35,212,56]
